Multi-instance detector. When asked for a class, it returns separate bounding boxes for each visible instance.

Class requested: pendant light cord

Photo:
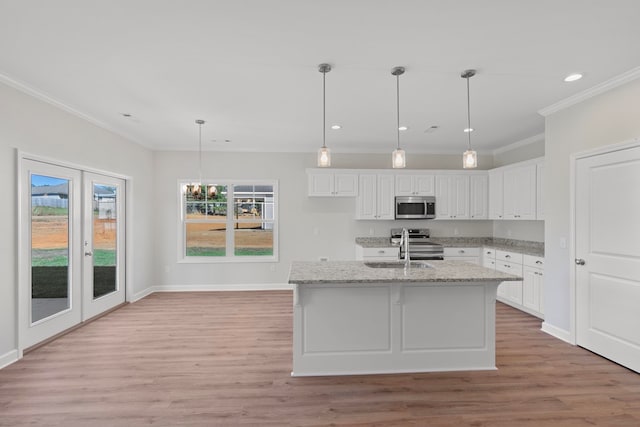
[322,69,326,149]
[396,73,400,150]
[466,76,472,150]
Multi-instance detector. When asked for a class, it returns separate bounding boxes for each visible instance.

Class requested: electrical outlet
[453,228,459,236]
[369,228,374,236]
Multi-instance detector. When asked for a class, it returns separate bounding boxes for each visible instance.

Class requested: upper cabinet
[356,173,395,220]
[503,164,536,220]
[395,174,435,196]
[435,175,470,219]
[307,170,358,197]
[488,170,504,219]
[469,175,488,219]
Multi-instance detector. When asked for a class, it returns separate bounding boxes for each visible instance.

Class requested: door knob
[85,251,93,256]
[575,258,586,265]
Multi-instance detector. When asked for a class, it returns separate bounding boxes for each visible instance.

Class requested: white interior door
[575,145,640,373]
[82,172,126,320]
[20,159,82,349]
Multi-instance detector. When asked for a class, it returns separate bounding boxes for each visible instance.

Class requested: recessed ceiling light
[331,124,341,130]
[564,73,583,82]
[398,126,408,131]
[463,127,474,133]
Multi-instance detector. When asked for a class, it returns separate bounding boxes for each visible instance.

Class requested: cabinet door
[435,176,451,219]
[451,175,470,219]
[522,266,540,312]
[395,175,414,196]
[308,172,334,196]
[376,174,395,219]
[504,165,536,219]
[414,175,435,195]
[488,170,504,219]
[356,174,377,219]
[334,173,358,196]
[469,175,488,219]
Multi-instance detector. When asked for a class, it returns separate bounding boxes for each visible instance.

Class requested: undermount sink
[364,261,433,269]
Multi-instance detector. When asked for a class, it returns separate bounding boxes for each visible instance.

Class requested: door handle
[85,251,93,256]
[575,258,585,266]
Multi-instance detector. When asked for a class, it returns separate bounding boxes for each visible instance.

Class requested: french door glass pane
[31,174,70,322]
[93,183,117,299]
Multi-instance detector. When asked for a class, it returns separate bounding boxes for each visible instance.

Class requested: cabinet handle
[504,264,511,268]
[378,250,385,254]
[459,250,465,254]
[535,260,542,265]
[505,254,511,259]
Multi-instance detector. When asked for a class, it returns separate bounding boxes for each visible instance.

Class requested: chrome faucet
[399,228,410,269]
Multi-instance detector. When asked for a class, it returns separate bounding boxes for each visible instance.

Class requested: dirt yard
[32,215,272,250]
[32,216,116,250]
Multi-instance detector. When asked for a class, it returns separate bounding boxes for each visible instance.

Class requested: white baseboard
[0,349,19,369]
[153,283,294,292]
[131,286,156,302]
[541,322,574,345]
[132,283,293,300]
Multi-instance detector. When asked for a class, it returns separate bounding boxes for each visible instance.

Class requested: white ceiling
[1,0,640,154]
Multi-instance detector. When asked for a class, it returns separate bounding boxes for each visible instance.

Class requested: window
[180,180,277,262]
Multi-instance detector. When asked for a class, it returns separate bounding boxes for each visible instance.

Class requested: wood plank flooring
[1,291,639,426]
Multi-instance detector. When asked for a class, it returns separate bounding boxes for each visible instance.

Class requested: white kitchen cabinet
[443,247,480,265]
[536,161,545,220]
[503,164,536,219]
[522,255,544,317]
[435,175,470,219]
[482,247,496,270]
[469,175,488,219]
[495,250,523,306]
[355,245,399,261]
[488,170,504,220]
[395,174,435,196]
[356,174,395,220]
[307,170,358,197]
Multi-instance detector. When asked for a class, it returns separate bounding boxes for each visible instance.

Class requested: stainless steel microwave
[395,196,436,219]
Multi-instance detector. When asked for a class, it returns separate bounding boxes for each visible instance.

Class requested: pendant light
[461,69,478,169]
[191,119,205,196]
[391,66,406,168]
[317,63,332,167]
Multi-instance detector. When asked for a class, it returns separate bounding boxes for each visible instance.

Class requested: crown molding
[538,66,640,117]
[0,71,149,148]
[492,133,545,155]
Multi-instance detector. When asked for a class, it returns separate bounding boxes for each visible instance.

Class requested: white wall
[152,152,495,288]
[543,77,640,334]
[0,82,156,361]
[493,139,545,168]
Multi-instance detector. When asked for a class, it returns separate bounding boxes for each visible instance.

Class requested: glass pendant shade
[318,146,331,167]
[392,148,406,169]
[463,149,478,169]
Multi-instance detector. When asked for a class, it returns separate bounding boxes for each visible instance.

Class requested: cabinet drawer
[361,247,399,258]
[495,260,523,275]
[523,254,544,268]
[496,250,523,264]
[483,247,496,258]
[443,247,481,257]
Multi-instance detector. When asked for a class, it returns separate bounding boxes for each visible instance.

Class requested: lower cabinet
[355,245,399,261]
[443,247,480,265]
[483,247,544,319]
[522,255,544,316]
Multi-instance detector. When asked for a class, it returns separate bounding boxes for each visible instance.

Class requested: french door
[575,145,640,373]
[20,159,126,349]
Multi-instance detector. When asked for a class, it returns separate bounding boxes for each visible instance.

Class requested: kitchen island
[288,260,520,376]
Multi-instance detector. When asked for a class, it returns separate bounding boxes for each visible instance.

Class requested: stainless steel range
[391,228,444,260]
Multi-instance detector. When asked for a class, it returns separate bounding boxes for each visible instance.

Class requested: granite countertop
[355,236,544,257]
[288,260,521,285]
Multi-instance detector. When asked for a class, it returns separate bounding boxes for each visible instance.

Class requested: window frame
[178,179,279,263]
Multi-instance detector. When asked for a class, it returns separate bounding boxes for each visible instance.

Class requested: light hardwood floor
[1,291,639,426]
